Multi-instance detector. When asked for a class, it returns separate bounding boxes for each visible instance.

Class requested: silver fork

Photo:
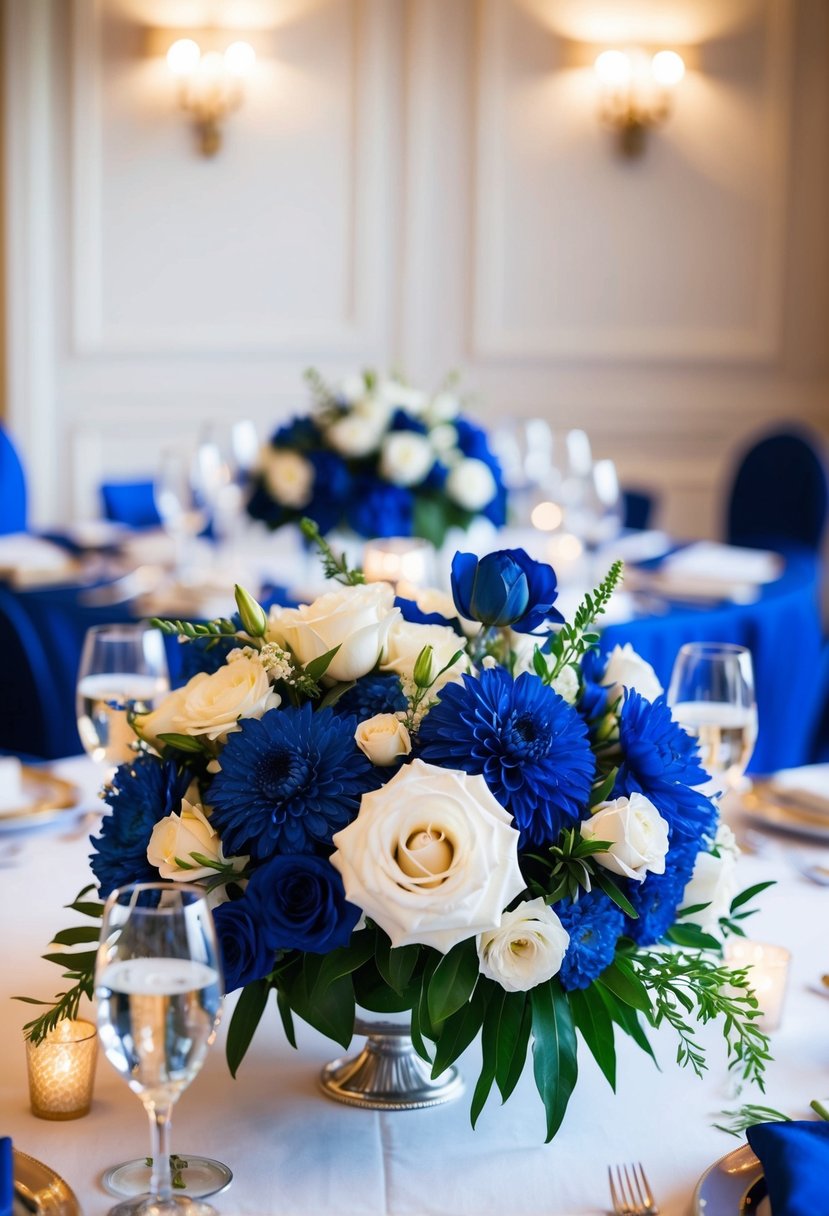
[608,1163,659,1216]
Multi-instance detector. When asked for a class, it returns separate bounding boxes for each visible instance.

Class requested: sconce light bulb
[651,50,685,88]
[594,49,632,89]
[167,38,201,77]
[224,40,256,77]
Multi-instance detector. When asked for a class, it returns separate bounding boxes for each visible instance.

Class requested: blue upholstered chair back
[0,426,27,535]
[622,489,654,531]
[100,480,162,529]
[727,428,829,551]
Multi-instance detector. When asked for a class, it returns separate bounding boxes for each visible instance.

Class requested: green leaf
[292,956,355,1049]
[592,870,638,919]
[594,983,657,1066]
[598,957,652,1015]
[50,926,102,947]
[470,989,504,1129]
[530,981,579,1143]
[428,939,480,1026]
[65,901,104,919]
[431,982,489,1079]
[157,732,206,754]
[304,645,342,683]
[730,881,775,913]
[41,950,97,973]
[387,944,420,996]
[226,979,270,1078]
[276,986,297,1050]
[568,986,616,1090]
[410,956,439,1063]
[312,932,377,991]
[317,682,356,711]
[589,767,618,809]
[495,994,531,1103]
[667,923,722,952]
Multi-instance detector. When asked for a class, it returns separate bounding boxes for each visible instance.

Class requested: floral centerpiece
[246,370,507,546]
[24,523,771,1140]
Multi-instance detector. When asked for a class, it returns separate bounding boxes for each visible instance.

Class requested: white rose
[355,714,412,766]
[680,841,739,932]
[429,423,458,454]
[330,759,525,952]
[445,458,497,511]
[477,898,569,993]
[581,793,670,883]
[326,412,386,458]
[378,379,427,415]
[379,432,435,487]
[261,448,314,509]
[147,786,248,881]
[425,392,461,424]
[268,582,399,684]
[601,644,663,704]
[381,618,467,696]
[139,655,280,746]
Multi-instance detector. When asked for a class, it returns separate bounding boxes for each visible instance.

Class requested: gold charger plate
[0,768,80,832]
[740,781,829,843]
[14,1148,81,1215]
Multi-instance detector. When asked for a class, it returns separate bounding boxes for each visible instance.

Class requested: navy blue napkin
[746,1120,829,1215]
[0,1136,12,1216]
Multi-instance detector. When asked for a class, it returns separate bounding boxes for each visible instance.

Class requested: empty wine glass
[155,447,211,579]
[76,624,169,769]
[668,642,758,795]
[95,883,225,1216]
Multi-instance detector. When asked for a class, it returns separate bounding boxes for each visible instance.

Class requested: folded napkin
[661,541,783,584]
[747,1120,829,1216]
[0,1136,12,1216]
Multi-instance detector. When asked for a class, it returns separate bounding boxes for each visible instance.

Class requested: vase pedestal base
[319,1017,464,1111]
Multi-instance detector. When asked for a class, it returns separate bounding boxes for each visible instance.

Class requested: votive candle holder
[25,1018,98,1120]
[724,939,791,1032]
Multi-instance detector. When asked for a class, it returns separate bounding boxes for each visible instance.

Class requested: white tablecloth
[1,757,828,1216]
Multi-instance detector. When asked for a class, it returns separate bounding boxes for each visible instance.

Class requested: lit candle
[25,1019,98,1120]
[362,538,434,589]
[724,939,791,1032]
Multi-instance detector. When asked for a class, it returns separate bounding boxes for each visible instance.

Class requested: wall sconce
[166,36,256,156]
[594,48,685,157]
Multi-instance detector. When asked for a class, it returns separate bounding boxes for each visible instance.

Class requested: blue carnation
[331,672,408,721]
[346,478,414,539]
[614,692,718,849]
[557,891,625,990]
[450,549,563,634]
[90,756,192,898]
[418,668,595,846]
[208,704,378,860]
[213,899,275,992]
[245,853,361,953]
[625,842,699,946]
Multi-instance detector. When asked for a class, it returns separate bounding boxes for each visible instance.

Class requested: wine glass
[95,883,225,1216]
[76,624,169,769]
[668,642,758,795]
[155,447,210,579]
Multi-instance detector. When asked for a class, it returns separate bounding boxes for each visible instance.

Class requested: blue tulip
[450,548,563,634]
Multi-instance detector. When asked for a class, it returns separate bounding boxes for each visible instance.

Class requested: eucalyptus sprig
[300,517,365,586]
[545,560,624,682]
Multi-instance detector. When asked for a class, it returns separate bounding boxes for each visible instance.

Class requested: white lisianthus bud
[600,644,663,704]
[379,432,435,487]
[445,458,497,511]
[354,714,412,766]
[261,448,314,509]
[477,898,569,992]
[581,793,670,883]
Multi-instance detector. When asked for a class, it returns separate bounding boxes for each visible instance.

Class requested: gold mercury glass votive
[724,939,792,1032]
[25,1018,98,1119]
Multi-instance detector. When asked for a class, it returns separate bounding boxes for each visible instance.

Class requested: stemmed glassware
[668,642,758,795]
[76,624,169,770]
[95,883,226,1216]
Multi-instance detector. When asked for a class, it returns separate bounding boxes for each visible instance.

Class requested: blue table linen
[0,1136,12,1216]
[746,1120,829,1216]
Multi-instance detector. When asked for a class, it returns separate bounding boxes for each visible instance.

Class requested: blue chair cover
[0,427,27,535]
[100,480,162,529]
[727,428,829,551]
[622,489,654,531]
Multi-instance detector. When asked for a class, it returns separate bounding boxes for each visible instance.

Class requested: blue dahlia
[331,672,408,721]
[557,891,625,990]
[614,692,718,849]
[90,756,192,897]
[418,668,595,846]
[625,842,699,946]
[208,704,378,861]
[346,478,413,538]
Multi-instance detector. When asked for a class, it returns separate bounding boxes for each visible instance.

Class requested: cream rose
[600,644,663,704]
[381,619,467,696]
[355,714,412,766]
[445,458,497,511]
[261,448,314,508]
[147,787,248,881]
[379,432,435,487]
[330,759,525,952]
[268,582,398,684]
[326,410,386,458]
[139,655,280,746]
[477,898,569,992]
[581,793,670,883]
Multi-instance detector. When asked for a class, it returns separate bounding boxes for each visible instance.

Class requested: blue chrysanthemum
[346,478,413,539]
[208,704,378,861]
[556,891,625,990]
[625,841,699,946]
[332,673,408,721]
[90,756,192,898]
[614,692,718,849]
[418,668,595,846]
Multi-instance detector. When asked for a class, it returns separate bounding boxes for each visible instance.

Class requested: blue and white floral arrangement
[246,370,507,547]
[26,525,770,1140]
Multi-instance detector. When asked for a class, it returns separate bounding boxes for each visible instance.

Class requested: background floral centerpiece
[246,371,507,546]
[26,525,771,1140]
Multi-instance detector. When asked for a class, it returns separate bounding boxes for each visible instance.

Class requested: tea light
[363,538,434,589]
[25,1019,98,1119]
[725,939,791,1032]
